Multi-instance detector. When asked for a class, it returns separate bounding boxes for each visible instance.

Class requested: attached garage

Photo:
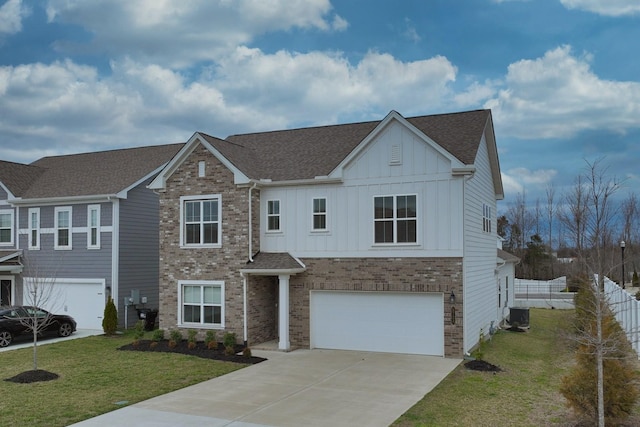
[310,291,444,356]
[24,278,105,330]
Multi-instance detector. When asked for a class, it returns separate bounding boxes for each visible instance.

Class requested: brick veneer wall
[246,275,278,345]
[157,144,258,342]
[290,257,464,358]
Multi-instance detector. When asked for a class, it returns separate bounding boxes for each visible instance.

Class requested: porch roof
[240,252,306,275]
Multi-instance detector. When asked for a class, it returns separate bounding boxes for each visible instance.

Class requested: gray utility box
[509,307,530,327]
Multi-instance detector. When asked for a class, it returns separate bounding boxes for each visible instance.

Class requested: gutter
[9,194,120,207]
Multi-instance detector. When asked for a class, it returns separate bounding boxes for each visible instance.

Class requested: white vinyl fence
[514,277,575,309]
[604,277,640,357]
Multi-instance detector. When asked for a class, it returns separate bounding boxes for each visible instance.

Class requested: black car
[0,306,77,347]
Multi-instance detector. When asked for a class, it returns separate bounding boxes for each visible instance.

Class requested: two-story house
[150,109,511,358]
[0,143,183,331]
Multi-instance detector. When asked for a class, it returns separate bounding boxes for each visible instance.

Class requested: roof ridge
[30,142,185,163]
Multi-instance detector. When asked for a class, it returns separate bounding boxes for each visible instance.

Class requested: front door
[1,279,12,306]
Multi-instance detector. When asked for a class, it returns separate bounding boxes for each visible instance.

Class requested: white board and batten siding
[310,291,444,356]
[462,133,501,354]
[260,120,465,258]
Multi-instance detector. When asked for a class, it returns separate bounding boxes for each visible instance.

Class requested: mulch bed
[118,340,268,365]
[464,359,502,372]
[5,369,59,384]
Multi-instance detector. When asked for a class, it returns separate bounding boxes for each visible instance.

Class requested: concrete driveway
[70,349,460,427]
[0,329,102,353]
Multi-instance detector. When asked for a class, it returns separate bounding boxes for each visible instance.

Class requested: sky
[0,0,639,212]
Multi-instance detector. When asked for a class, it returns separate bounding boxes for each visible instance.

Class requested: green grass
[0,332,244,426]
[393,308,640,426]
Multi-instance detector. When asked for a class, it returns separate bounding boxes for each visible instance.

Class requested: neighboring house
[0,144,183,329]
[149,109,506,357]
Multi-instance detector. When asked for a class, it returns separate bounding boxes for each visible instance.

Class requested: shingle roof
[242,252,306,271]
[207,109,490,181]
[16,143,184,199]
[0,161,45,197]
[498,249,520,263]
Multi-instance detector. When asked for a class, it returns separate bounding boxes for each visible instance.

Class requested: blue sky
[1,0,639,211]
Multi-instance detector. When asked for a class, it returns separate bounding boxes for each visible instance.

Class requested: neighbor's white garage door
[310,291,444,356]
[24,278,105,330]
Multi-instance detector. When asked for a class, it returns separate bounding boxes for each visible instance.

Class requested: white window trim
[266,199,281,233]
[179,194,222,248]
[54,206,72,250]
[177,280,225,329]
[0,209,15,247]
[87,204,101,249]
[28,208,40,250]
[372,194,419,246]
[311,197,329,233]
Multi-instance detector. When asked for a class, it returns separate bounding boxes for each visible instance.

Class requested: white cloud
[485,45,640,139]
[501,168,557,197]
[45,0,346,68]
[559,0,640,16]
[0,0,30,34]
[0,46,459,162]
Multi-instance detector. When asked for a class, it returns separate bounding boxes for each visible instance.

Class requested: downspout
[241,271,248,346]
[110,197,120,326]
[248,182,257,262]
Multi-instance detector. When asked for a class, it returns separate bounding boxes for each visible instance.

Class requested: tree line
[498,159,638,284]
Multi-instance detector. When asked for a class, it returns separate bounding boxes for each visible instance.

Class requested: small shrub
[635,291,640,301]
[151,328,165,341]
[133,321,145,342]
[471,329,486,360]
[205,330,217,349]
[223,331,237,348]
[242,347,252,358]
[187,329,198,349]
[102,297,118,335]
[168,329,182,348]
[149,341,158,349]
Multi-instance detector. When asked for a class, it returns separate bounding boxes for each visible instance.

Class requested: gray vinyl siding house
[0,144,183,329]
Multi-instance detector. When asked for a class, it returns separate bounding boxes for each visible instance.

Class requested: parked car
[0,306,77,347]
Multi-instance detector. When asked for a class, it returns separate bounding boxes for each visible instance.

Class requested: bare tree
[545,184,556,277]
[20,255,65,370]
[563,159,627,426]
[558,174,590,256]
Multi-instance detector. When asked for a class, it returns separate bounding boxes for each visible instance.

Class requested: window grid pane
[182,284,222,326]
[374,195,417,244]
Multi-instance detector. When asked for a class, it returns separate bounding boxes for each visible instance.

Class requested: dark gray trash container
[137,308,158,331]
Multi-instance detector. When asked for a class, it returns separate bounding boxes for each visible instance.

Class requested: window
[180,195,221,247]
[374,195,417,244]
[505,276,509,307]
[28,208,40,249]
[267,200,280,232]
[179,281,224,327]
[0,210,14,246]
[483,204,492,233]
[55,207,72,249]
[312,198,327,231]
[88,205,100,249]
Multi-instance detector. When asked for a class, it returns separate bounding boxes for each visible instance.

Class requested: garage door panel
[24,278,105,330]
[310,291,443,356]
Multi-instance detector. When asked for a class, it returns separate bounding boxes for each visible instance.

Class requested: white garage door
[310,291,443,356]
[24,278,105,330]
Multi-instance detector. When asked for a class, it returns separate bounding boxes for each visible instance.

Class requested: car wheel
[58,322,73,337]
[0,330,12,347]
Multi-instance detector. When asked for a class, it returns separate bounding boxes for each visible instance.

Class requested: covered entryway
[310,291,444,356]
[24,278,105,330]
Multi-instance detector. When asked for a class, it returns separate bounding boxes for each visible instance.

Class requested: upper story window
[312,198,327,231]
[28,208,40,249]
[0,210,14,246]
[180,195,221,248]
[267,200,280,232]
[483,204,492,233]
[88,205,101,249]
[374,195,417,244]
[55,207,72,250]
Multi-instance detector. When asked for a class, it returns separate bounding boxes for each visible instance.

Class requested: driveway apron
[70,349,461,427]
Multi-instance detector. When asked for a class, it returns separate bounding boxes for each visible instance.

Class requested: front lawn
[0,332,245,426]
[394,308,640,426]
